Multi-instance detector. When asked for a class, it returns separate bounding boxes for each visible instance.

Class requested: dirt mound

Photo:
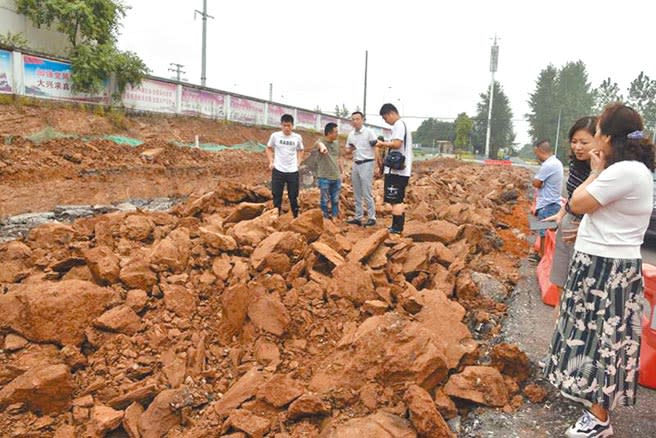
[0,160,536,436]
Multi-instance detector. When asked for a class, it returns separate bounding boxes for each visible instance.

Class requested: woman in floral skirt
[543,103,655,437]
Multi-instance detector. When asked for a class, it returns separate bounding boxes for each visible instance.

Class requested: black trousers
[271,168,300,215]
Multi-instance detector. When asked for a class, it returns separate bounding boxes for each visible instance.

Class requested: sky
[117,0,656,147]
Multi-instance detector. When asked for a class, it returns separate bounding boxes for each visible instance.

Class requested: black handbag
[383,121,407,170]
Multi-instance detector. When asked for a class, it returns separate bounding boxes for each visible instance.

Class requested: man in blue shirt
[533,140,564,258]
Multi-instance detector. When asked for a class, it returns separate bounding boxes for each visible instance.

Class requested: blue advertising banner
[0,49,12,93]
[23,55,106,102]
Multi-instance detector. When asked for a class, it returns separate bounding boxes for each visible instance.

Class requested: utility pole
[554,109,562,158]
[168,63,186,82]
[485,35,499,158]
[194,0,214,87]
[363,50,368,118]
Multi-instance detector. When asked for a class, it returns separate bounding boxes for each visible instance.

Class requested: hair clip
[627,130,644,140]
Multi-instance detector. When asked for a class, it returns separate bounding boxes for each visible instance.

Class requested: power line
[168,63,186,82]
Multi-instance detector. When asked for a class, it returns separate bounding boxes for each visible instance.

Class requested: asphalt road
[642,236,656,265]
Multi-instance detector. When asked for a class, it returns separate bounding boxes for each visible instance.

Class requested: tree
[526,65,559,146]
[526,61,594,162]
[593,78,623,114]
[16,0,149,95]
[454,112,473,150]
[334,104,349,118]
[413,118,455,147]
[472,81,514,158]
[627,72,656,132]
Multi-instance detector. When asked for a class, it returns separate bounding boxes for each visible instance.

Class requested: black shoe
[364,218,377,227]
[388,226,402,235]
[346,218,362,226]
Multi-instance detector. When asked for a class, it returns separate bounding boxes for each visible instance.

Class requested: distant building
[0,0,72,56]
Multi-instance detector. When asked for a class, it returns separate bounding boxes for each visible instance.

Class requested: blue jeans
[318,178,341,218]
[536,202,561,237]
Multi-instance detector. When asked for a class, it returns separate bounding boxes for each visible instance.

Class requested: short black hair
[324,122,338,136]
[379,103,398,116]
[351,111,365,119]
[534,139,552,152]
[281,114,294,124]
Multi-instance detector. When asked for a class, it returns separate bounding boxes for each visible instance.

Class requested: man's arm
[297,149,304,164]
[376,139,403,149]
[532,179,544,189]
[266,147,274,170]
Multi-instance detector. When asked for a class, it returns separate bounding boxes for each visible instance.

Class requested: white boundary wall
[0,47,390,137]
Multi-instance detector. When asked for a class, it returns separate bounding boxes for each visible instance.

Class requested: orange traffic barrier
[639,263,656,389]
[536,229,559,306]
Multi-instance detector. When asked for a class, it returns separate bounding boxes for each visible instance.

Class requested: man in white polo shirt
[345,111,378,227]
[375,103,413,234]
[266,114,304,218]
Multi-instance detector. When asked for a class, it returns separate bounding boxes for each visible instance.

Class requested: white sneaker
[566,409,613,437]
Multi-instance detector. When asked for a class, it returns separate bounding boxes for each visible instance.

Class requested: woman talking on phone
[543,103,655,437]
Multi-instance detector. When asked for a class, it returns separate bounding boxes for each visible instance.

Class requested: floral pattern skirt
[543,250,643,410]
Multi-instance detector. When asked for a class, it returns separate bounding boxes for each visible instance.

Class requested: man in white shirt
[266,114,304,218]
[345,111,378,227]
[375,103,413,234]
[532,140,563,258]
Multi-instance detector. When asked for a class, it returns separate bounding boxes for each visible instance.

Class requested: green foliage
[16,0,148,95]
[413,118,455,147]
[454,112,473,149]
[627,72,656,131]
[593,78,623,114]
[334,104,349,118]
[0,31,29,49]
[472,81,514,159]
[16,0,127,47]
[526,61,594,162]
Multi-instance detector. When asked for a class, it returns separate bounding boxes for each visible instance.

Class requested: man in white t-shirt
[375,103,413,234]
[266,114,304,218]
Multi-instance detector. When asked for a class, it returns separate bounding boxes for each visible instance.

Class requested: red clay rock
[119,255,158,290]
[363,300,389,315]
[213,367,267,416]
[28,223,76,249]
[161,283,198,318]
[256,374,304,407]
[321,411,416,438]
[199,225,238,252]
[121,215,154,241]
[347,229,389,263]
[311,241,345,266]
[490,343,531,382]
[287,394,331,420]
[94,305,142,335]
[444,366,509,407]
[248,294,291,336]
[254,338,280,366]
[122,402,144,438]
[84,245,120,285]
[224,409,271,438]
[224,202,267,224]
[125,289,148,313]
[523,383,549,403]
[404,384,452,438]
[230,211,277,247]
[0,241,33,283]
[91,405,124,436]
[212,256,233,281]
[0,279,117,346]
[403,220,460,244]
[250,231,305,271]
[434,389,458,420]
[149,228,191,273]
[327,262,375,305]
[138,389,183,438]
[3,333,28,351]
[288,208,323,242]
[0,364,74,414]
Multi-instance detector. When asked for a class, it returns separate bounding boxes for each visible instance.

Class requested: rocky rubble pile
[0,162,539,437]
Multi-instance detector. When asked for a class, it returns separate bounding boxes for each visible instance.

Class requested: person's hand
[318,142,328,154]
[589,149,606,173]
[268,162,274,170]
[375,140,385,148]
[543,211,565,226]
[374,167,381,178]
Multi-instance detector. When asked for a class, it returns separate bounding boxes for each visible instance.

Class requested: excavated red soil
[0,102,537,437]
